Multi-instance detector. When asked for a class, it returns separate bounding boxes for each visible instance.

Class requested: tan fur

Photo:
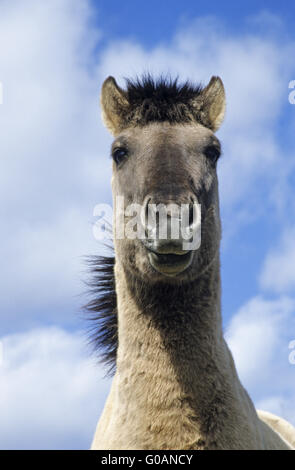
[198,76,226,131]
[258,410,295,448]
[91,258,294,450]
[91,76,295,450]
[100,77,129,134]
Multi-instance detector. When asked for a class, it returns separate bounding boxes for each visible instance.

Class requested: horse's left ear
[200,76,226,132]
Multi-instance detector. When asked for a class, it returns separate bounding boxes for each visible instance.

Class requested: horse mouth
[147,250,194,276]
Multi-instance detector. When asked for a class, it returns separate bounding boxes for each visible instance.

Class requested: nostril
[141,197,157,239]
[156,211,160,230]
[145,197,150,223]
[181,197,200,239]
[141,197,151,230]
[187,197,198,227]
[189,203,194,227]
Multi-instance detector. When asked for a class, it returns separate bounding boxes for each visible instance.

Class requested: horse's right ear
[100,77,130,135]
[200,76,226,132]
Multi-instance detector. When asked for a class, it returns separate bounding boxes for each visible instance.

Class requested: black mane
[123,74,204,126]
[84,255,117,376]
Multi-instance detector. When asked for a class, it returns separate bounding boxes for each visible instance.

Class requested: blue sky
[0,0,295,449]
[95,0,295,48]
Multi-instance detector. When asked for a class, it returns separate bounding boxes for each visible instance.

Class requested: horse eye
[112,147,128,166]
[204,145,220,166]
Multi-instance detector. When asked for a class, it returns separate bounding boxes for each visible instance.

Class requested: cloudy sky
[0,0,295,449]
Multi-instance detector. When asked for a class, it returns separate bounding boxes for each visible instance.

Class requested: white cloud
[256,396,295,427]
[1,204,110,328]
[260,226,295,294]
[0,0,113,328]
[1,2,295,329]
[0,327,111,450]
[0,0,107,206]
[225,295,295,425]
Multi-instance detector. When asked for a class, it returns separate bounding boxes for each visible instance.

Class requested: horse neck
[111,256,260,449]
[116,255,224,362]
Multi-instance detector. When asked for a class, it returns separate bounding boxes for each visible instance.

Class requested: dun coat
[87,75,295,450]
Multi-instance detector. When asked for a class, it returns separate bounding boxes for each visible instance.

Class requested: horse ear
[200,76,226,132]
[100,76,130,135]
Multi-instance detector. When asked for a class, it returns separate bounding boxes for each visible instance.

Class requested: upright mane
[124,74,204,126]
